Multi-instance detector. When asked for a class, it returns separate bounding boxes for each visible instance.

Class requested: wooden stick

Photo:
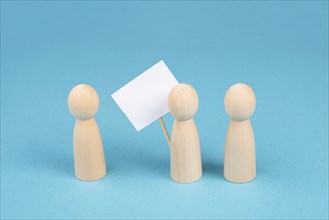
[159,117,171,148]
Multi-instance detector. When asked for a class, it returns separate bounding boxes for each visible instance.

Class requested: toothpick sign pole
[159,117,171,148]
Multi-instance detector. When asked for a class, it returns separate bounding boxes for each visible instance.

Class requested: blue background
[1,1,328,219]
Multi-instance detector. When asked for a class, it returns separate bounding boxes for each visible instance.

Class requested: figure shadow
[29,143,74,178]
[202,160,223,178]
[103,140,170,180]
[134,150,170,179]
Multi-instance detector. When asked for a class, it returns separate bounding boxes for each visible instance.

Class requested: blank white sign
[111,60,179,131]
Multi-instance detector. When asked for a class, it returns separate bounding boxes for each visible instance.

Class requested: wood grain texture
[224,119,256,183]
[68,84,107,181]
[224,83,256,183]
[168,84,202,183]
[74,118,106,181]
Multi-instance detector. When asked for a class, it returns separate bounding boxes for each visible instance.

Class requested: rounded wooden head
[224,83,256,121]
[68,84,99,120]
[168,83,198,121]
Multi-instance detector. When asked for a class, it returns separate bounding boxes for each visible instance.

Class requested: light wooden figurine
[68,84,107,181]
[167,83,202,183]
[224,83,256,183]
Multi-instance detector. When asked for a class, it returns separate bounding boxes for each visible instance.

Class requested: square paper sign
[111,60,179,131]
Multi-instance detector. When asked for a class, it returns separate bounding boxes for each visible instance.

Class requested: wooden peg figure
[224,83,256,183]
[68,84,106,181]
[168,83,202,183]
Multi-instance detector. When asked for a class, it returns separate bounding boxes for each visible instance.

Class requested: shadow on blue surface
[203,161,223,178]
[29,143,74,178]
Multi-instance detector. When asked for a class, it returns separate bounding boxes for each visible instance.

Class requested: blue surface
[1,1,328,219]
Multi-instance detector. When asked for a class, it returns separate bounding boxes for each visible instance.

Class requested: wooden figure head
[168,83,198,121]
[68,84,99,120]
[224,83,256,121]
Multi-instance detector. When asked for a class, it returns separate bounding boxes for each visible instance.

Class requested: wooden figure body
[168,84,202,183]
[68,84,106,181]
[224,83,256,183]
